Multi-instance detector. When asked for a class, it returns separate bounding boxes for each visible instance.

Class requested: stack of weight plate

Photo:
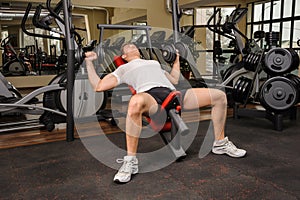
[259,46,300,112]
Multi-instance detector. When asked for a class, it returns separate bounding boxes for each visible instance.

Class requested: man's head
[121,43,140,61]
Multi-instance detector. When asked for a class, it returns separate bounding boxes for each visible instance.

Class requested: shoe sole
[212,150,247,158]
[114,173,138,184]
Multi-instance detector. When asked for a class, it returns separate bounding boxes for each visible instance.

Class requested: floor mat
[1,112,300,200]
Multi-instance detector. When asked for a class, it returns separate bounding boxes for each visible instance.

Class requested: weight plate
[162,44,176,63]
[241,78,252,103]
[237,77,248,103]
[264,48,296,75]
[253,54,260,65]
[8,61,25,75]
[75,47,84,65]
[232,76,244,103]
[175,42,188,58]
[259,76,298,112]
[60,78,106,117]
[243,52,260,72]
[285,74,300,103]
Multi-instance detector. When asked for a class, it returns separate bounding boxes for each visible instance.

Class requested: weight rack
[233,103,298,131]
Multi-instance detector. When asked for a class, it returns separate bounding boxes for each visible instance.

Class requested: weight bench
[114,56,189,159]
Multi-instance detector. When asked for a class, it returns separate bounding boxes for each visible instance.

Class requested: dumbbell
[75,40,97,65]
[161,41,189,63]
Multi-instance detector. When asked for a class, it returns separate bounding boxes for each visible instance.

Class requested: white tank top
[112,59,175,93]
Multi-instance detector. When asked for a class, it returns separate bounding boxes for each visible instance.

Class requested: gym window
[1,30,9,41]
[193,6,236,76]
[246,0,300,49]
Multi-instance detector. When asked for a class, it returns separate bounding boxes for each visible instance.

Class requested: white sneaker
[113,156,138,183]
[212,137,246,158]
[29,71,37,76]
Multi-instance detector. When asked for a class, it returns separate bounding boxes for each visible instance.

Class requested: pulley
[259,76,299,112]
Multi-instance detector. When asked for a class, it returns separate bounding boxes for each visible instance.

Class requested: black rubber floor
[1,111,300,200]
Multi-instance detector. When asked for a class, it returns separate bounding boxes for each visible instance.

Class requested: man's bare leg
[125,93,158,155]
[183,88,227,140]
[114,93,158,183]
[182,88,246,158]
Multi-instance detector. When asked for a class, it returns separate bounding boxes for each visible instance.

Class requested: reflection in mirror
[0,1,90,76]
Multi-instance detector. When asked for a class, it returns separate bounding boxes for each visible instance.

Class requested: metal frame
[97,24,152,50]
[246,0,300,50]
[63,0,76,142]
[192,5,240,76]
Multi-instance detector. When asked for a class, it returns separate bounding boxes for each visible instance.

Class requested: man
[84,43,246,183]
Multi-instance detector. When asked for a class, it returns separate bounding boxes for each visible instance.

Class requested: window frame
[246,0,300,49]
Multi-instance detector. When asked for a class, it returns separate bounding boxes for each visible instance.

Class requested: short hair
[120,42,138,55]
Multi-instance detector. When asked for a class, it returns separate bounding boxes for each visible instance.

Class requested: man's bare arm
[165,51,181,85]
[85,51,118,92]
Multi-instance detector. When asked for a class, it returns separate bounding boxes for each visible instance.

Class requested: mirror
[0,1,91,75]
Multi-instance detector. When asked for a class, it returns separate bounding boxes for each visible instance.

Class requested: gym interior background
[0,0,300,199]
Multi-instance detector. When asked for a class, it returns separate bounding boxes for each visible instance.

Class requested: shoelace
[116,159,133,173]
[225,141,238,152]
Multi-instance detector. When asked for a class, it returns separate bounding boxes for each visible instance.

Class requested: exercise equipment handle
[0,36,12,47]
[21,3,64,40]
[37,1,64,35]
[32,5,52,31]
[169,109,189,136]
[207,8,235,40]
[46,0,65,25]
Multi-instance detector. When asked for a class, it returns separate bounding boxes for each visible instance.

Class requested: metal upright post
[63,0,75,141]
[171,0,180,43]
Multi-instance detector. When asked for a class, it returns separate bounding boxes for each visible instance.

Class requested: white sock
[125,155,136,160]
[214,137,228,146]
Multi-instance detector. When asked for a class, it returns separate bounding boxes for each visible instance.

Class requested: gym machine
[231,32,299,131]
[113,54,189,160]
[160,0,208,89]
[1,36,28,76]
[207,6,300,130]
[237,32,300,131]
[0,0,113,135]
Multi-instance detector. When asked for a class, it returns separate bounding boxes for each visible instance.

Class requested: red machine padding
[35,63,56,67]
[114,55,126,66]
[161,91,181,110]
